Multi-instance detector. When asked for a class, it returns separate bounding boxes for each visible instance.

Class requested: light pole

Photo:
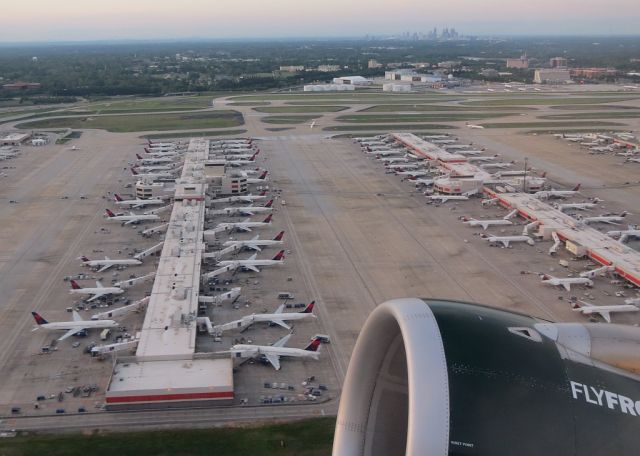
[522,157,528,193]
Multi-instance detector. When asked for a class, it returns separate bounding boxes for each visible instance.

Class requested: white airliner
[533,184,581,199]
[466,123,485,129]
[210,192,267,205]
[130,168,176,180]
[556,202,596,212]
[580,212,628,225]
[626,157,640,164]
[136,153,177,164]
[113,194,165,209]
[463,209,518,230]
[246,171,269,184]
[216,250,285,273]
[79,255,142,273]
[210,199,273,217]
[69,280,124,302]
[607,227,640,243]
[213,301,316,333]
[211,214,273,233]
[540,274,593,292]
[105,209,160,225]
[427,190,477,203]
[378,156,409,164]
[483,234,534,247]
[133,164,179,173]
[31,311,118,341]
[572,300,638,323]
[223,231,284,252]
[397,170,429,178]
[224,333,322,370]
[480,162,512,170]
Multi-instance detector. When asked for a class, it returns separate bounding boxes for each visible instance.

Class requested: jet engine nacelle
[333,298,640,456]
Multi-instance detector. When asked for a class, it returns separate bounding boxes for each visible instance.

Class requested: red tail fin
[144,147,150,154]
[70,280,82,290]
[264,199,274,208]
[272,250,285,261]
[259,171,268,180]
[130,167,138,175]
[541,172,547,178]
[263,214,273,223]
[304,337,322,352]
[273,231,285,241]
[80,256,90,262]
[301,301,315,314]
[251,152,259,160]
[571,301,583,310]
[105,209,116,217]
[31,312,48,325]
[260,190,267,196]
[136,153,143,160]
[573,184,581,191]
[114,194,123,202]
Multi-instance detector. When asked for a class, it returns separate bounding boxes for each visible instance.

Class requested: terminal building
[106,139,246,410]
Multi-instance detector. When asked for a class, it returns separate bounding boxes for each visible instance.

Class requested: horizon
[1,0,639,43]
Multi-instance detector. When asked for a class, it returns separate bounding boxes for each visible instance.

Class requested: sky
[1,0,639,42]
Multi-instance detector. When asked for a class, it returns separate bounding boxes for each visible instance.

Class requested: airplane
[130,168,176,180]
[625,157,640,164]
[556,202,596,212]
[607,227,640,243]
[397,170,429,178]
[136,154,177,164]
[482,234,535,247]
[480,162,512,170]
[210,191,267,205]
[113,194,165,209]
[377,156,410,164]
[467,156,497,163]
[411,177,435,187]
[580,212,628,226]
[533,184,581,200]
[199,287,242,306]
[209,199,273,217]
[224,333,322,370]
[221,152,259,167]
[210,214,273,233]
[79,255,142,273]
[246,171,269,184]
[69,279,124,302]
[463,209,518,230]
[213,301,316,333]
[222,231,284,252]
[309,120,316,129]
[386,163,421,171]
[104,209,160,225]
[215,250,285,273]
[31,311,118,341]
[454,149,483,156]
[571,300,638,323]
[427,194,469,203]
[466,123,485,129]
[540,274,593,292]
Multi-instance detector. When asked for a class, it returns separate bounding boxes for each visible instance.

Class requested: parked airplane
[427,190,477,203]
[104,209,160,225]
[466,123,485,129]
[377,156,409,164]
[31,311,118,341]
[572,300,638,323]
[136,154,177,165]
[540,274,593,292]
[216,250,285,273]
[199,287,242,306]
[223,231,285,252]
[213,301,316,333]
[225,333,322,370]
[482,234,534,247]
[210,199,273,217]
[69,280,124,302]
[130,168,176,180]
[556,202,596,212]
[211,214,273,233]
[533,184,581,200]
[113,194,165,209]
[580,212,628,225]
[79,255,141,273]
[607,227,640,243]
[246,171,269,184]
[210,191,267,205]
[463,209,518,230]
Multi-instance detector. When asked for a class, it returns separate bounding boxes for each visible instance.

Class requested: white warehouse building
[383,83,412,92]
[304,84,355,92]
[332,76,371,85]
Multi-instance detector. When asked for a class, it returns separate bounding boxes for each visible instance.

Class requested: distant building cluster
[506,54,529,69]
[533,68,571,84]
[2,81,41,90]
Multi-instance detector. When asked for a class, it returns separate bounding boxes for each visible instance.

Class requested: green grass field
[0,418,335,456]
[261,115,319,124]
[539,111,640,120]
[336,113,513,123]
[142,129,247,139]
[480,120,626,129]
[462,97,638,106]
[86,95,215,112]
[548,104,639,110]
[324,124,456,131]
[359,104,533,112]
[254,106,348,113]
[228,102,271,106]
[16,110,244,132]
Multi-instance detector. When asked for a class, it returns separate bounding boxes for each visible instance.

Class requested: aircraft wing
[238,226,251,232]
[244,265,260,273]
[86,292,106,303]
[58,327,85,341]
[273,333,292,348]
[72,311,84,322]
[264,353,281,370]
[599,311,612,323]
[241,210,255,216]
[246,243,261,251]
[275,304,284,314]
[562,283,571,292]
[270,319,291,330]
[95,280,104,288]
[97,264,112,273]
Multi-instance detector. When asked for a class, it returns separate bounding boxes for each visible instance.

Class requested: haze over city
[1,0,639,42]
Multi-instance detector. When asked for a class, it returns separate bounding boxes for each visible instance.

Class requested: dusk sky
[1,0,639,42]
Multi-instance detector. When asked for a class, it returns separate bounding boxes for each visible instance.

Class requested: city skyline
[1,0,639,42]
